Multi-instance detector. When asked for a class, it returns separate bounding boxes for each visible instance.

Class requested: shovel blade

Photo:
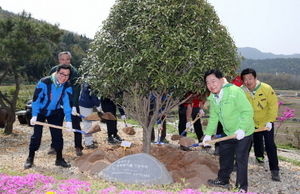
[86,124,101,134]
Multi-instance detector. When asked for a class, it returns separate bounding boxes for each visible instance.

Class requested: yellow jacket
[241,82,278,128]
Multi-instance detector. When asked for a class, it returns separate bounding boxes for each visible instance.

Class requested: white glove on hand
[199,109,205,116]
[265,122,272,131]
[30,116,37,125]
[121,115,126,120]
[186,121,191,129]
[96,105,102,112]
[65,121,73,132]
[71,107,78,116]
[234,129,245,140]
[202,135,212,147]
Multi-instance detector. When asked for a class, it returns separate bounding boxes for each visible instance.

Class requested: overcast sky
[1,0,299,55]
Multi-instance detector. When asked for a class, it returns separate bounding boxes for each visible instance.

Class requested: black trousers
[30,109,64,151]
[253,122,279,171]
[101,101,118,136]
[215,122,224,148]
[178,105,203,142]
[50,105,83,149]
[218,134,253,192]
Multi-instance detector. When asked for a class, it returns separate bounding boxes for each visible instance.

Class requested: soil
[75,143,219,188]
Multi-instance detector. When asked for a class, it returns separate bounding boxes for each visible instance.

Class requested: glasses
[58,72,70,78]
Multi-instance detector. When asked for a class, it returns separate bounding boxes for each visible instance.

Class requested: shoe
[75,147,83,156]
[256,157,264,165]
[47,147,56,155]
[55,158,71,168]
[271,170,281,181]
[214,146,220,156]
[86,143,98,149]
[24,157,34,169]
[113,134,124,142]
[207,178,229,189]
[107,137,117,145]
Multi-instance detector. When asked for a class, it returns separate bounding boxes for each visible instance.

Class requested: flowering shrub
[0,173,91,194]
[0,173,259,194]
[275,101,295,137]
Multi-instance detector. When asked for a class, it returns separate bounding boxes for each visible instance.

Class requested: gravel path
[0,121,300,194]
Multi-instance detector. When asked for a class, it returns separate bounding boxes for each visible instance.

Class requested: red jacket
[232,75,243,87]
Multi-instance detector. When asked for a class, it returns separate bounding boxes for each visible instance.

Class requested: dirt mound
[75,144,218,188]
[122,126,136,135]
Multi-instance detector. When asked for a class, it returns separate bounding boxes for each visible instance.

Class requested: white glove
[65,121,73,132]
[96,105,102,112]
[234,129,245,140]
[186,121,191,129]
[265,122,272,131]
[202,135,212,147]
[121,115,126,120]
[71,107,78,116]
[30,116,37,125]
[199,109,205,116]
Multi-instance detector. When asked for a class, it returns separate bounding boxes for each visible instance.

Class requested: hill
[238,47,300,60]
[238,58,300,75]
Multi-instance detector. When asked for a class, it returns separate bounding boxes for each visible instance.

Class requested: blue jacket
[31,75,73,121]
[79,83,101,108]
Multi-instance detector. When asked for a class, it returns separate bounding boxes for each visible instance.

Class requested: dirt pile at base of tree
[75,144,218,188]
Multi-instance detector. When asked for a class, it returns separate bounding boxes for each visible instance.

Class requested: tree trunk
[142,127,152,154]
[4,112,15,134]
[3,66,20,134]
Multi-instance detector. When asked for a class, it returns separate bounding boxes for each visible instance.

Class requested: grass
[0,84,34,111]
[278,155,300,166]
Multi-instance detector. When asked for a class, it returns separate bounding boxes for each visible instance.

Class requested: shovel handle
[196,127,270,147]
[123,119,128,127]
[34,121,86,134]
[181,113,202,136]
[199,134,237,146]
[72,112,85,118]
[255,127,270,132]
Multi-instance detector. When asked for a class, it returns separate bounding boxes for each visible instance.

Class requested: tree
[79,0,240,153]
[0,11,63,134]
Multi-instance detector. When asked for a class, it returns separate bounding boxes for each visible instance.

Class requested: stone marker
[98,153,174,185]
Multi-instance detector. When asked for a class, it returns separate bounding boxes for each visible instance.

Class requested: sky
[1,0,300,55]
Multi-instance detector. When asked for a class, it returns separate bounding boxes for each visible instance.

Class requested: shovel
[34,121,100,135]
[171,113,202,141]
[188,127,270,148]
[73,112,101,121]
[122,118,136,135]
[86,123,101,134]
[153,116,167,145]
[97,111,117,121]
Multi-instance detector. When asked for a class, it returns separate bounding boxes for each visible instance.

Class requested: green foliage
[0,11,64,134]
[0,8,92,83]
[80,0,240,99]
[79,0,240,153]
[8,87,16,96]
